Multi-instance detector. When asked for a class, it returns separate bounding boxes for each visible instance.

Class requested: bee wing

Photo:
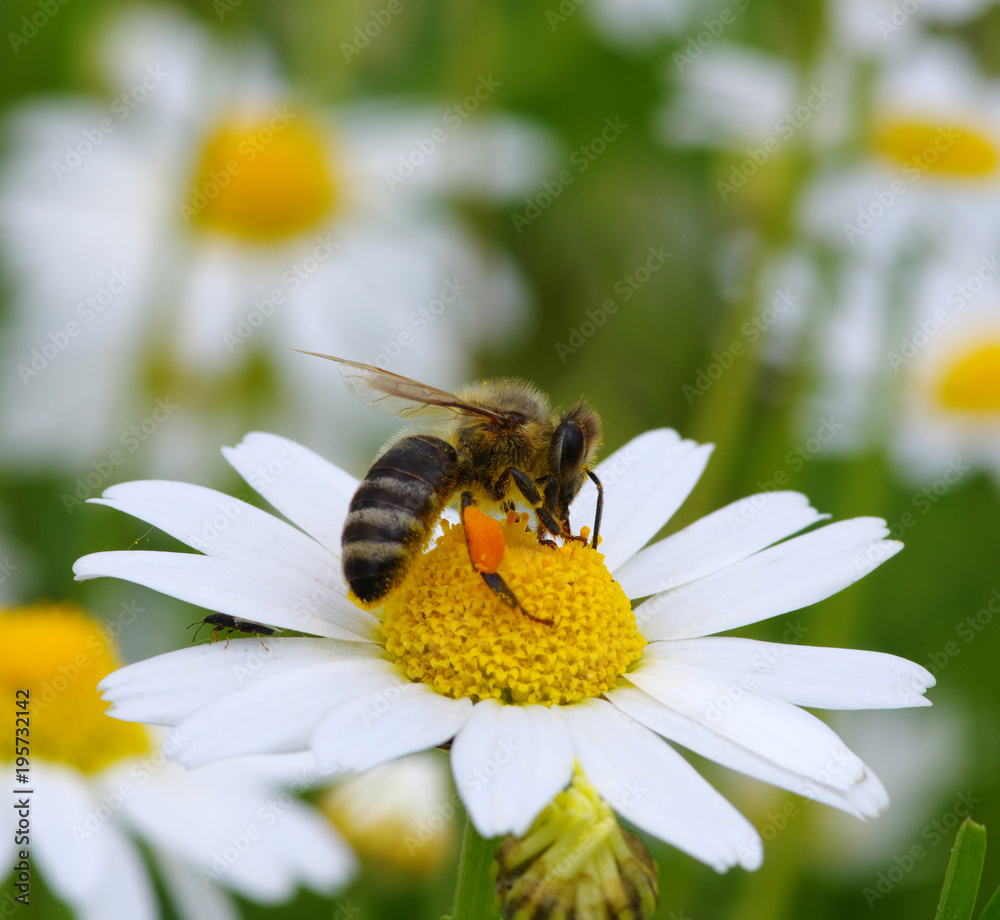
[296,352,505,423]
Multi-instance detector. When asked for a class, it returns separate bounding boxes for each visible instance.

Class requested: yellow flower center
[934,339,1000,412]
[381,514,644,706]
[1,603,151,773]
[873,118,999,177]
[186,111,339,242]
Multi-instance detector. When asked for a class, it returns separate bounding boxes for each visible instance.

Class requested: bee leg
[540,475,589,545]
[505,468,563,539]
[460,491,554,626]
[534,476,565,547]
[586,468,603,548]
[480,572,554,626]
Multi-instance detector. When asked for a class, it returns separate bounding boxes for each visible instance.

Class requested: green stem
[449,816,500,920]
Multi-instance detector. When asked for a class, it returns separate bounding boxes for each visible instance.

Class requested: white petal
[75,551,377,641]
[99,638,386,725]
[311,683,472,773]
[91,480,337,578]
[0,803,12,878]
[31,764,109,902]
[609,684,882,819]
[131,764,356,902]
[222,432,358,556]
[76,824,158,920]
[628,658,874,795]
[155,854,240,920]
[572,429,714,572]
[637,518,902,640]
[558,700,762,871]
[451,700,575,837]
[173,659,406,766]
[643,637,935,709]
[260,805,357,896]
[616,491,826,598]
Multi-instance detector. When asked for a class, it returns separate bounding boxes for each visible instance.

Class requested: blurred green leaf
[978,882,1000,920]
[934,819,986,920]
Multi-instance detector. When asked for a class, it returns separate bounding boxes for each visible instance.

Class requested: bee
[188,613,276,648]
[299,353,604,619]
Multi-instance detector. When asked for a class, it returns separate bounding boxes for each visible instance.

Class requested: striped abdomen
[342,435,459,603]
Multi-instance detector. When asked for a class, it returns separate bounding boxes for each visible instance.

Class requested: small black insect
[188,613,276,648]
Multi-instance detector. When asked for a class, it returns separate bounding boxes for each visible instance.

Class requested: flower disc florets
[381,513,644,706]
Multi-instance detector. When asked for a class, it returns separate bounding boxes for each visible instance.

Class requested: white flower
[659,44,802,150]
[77,428,934,873]
[796,237,1000,481]
[320,752,456,874]
[0,6,550,477]
[658,42,849,158]
[831,0,996,55]
[585,0,706,49]
[1,602,354,920]
[810,706,967,877]
[799,38,1000,261]
[887,256,1000,482]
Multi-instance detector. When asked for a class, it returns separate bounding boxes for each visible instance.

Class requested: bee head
[552,402,601,510]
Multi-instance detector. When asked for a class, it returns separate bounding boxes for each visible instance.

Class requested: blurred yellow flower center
[0,603,151,773]
[874,119,999,177]
[934,340,1000,412]
[381,514,644,706]
[186,111,338,241]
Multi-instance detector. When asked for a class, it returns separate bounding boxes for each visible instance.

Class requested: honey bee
[300,353,603,618]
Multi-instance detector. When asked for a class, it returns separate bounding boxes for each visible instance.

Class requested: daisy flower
[320,752,456,875]
[77,427,934,873]
[799,37,1000,262]
[1,601,354,920]
[659,43,804,152]
[832,0,997,55]
[0,6,549,476]
[882,255,1000,483]
[584,0,707,49]
[793,231,1000,481]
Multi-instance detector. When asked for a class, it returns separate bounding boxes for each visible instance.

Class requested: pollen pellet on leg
[462,505,506,574]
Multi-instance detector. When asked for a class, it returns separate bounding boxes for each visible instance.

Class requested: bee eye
[557,419,586,481]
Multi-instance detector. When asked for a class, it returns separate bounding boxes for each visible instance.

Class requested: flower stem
[448,816,499,920]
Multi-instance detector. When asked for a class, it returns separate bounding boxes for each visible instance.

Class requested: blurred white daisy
[320,752,456,875]
[76,428,934,873]
[660,44,802,151]
[0,601,354,920]
[0,6,550,477]
[832,0,998,55]
[585,0,708,49]
[810,706,967,878]
[888,258,1000,482]
[799,237,1000,481]
[658,42,848,160]
[799,38,1000,262]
